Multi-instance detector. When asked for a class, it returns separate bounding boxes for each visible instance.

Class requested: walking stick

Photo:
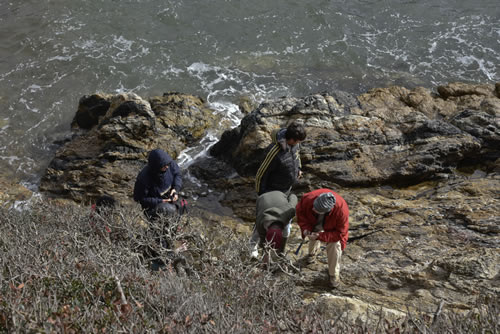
[294,239,306,255]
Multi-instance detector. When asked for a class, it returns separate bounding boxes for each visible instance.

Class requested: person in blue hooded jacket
[133,149,183,219]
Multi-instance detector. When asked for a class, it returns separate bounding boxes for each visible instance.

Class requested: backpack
[176,198,189,215]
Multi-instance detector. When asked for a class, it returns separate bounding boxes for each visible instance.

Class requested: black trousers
[145,202,177,220]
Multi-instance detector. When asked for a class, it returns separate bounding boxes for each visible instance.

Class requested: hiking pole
[294,239,306,255]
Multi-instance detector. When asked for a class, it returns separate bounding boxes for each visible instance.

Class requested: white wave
[161,65,184,76]
[187,62,243,96]
[112,35,134,52]
[113,81,149,94]
[176,131,219,168]
[28,84,42,92]
[457,55,496,80]
[429,41,437,53]
[47,55,73,62]
[176,99,241,169]
[207,100,241,126]
[186,61,290,104]
[109,35,152,64]
[0,155,20,163]
[74,39,99,50]
[248,50,280,56]
[187,62,214,74]
[284,45,310,55]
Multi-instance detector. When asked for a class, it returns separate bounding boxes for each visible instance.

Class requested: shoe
[330,275,340,289]
[304,254,317,265]
[250,248,259,259]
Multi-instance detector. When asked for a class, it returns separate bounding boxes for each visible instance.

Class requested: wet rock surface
[35,82,500,317]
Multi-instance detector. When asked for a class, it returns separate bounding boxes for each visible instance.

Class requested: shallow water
[0,0,498,187]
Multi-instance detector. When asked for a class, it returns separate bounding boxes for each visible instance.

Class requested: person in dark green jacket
[252,190,298,261]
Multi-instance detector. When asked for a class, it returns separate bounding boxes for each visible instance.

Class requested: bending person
[254,190,298,261]
[296,189,349,289]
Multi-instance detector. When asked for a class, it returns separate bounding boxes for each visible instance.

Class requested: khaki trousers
[308,240,342,279]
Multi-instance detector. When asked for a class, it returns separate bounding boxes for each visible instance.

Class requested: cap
[313,192,336,213]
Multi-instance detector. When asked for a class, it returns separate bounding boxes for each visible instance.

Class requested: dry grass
[0,200,497,333]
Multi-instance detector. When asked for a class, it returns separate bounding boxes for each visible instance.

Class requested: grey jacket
[256,190,298,244]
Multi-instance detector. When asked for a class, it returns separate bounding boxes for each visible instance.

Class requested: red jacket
[296,189,349,250]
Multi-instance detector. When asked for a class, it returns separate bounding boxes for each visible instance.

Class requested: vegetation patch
[0,201,497,332]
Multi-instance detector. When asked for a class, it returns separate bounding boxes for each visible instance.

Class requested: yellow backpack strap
[255,143,280,193]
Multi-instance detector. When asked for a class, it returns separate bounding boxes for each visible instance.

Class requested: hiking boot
[304,254,317,265]
[250,248,259,259]
[330,275,341,289]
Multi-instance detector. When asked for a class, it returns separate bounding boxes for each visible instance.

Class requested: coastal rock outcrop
[210,83,499,188]
[38,82,500,318]
[40,92,225,203]
[200,82,500,313]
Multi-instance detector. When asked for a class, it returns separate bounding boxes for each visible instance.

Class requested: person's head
[285,121,306,146]
[148,149,173,174]
[313,192,336,214]
[160,165,169,174]
[265,224,284,250]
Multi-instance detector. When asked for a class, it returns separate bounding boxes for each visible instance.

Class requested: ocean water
[0,0,498,188]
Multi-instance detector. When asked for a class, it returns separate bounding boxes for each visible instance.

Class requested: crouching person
[133,148,183,220]
[253,190,298,262]
[296,189,349,289]
[133,149,185,271]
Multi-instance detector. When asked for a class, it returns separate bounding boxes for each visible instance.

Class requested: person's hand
[303,230,311,238]
[308,232,320,241]
[170,189,178,202]
[162,189,178,202]
[162,196,173,203]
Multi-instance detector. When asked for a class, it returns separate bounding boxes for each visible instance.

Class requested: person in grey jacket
[252,190,298,261]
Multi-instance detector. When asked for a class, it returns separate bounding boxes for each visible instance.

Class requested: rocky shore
[5,82,499,320]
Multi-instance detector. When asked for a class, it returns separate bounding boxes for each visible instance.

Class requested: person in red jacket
[296,189,349,288]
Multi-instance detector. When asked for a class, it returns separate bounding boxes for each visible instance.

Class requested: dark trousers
[146,202,177,220]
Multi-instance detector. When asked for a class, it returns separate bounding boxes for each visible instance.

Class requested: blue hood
[148,149,173,173]
[133,148,183,209]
